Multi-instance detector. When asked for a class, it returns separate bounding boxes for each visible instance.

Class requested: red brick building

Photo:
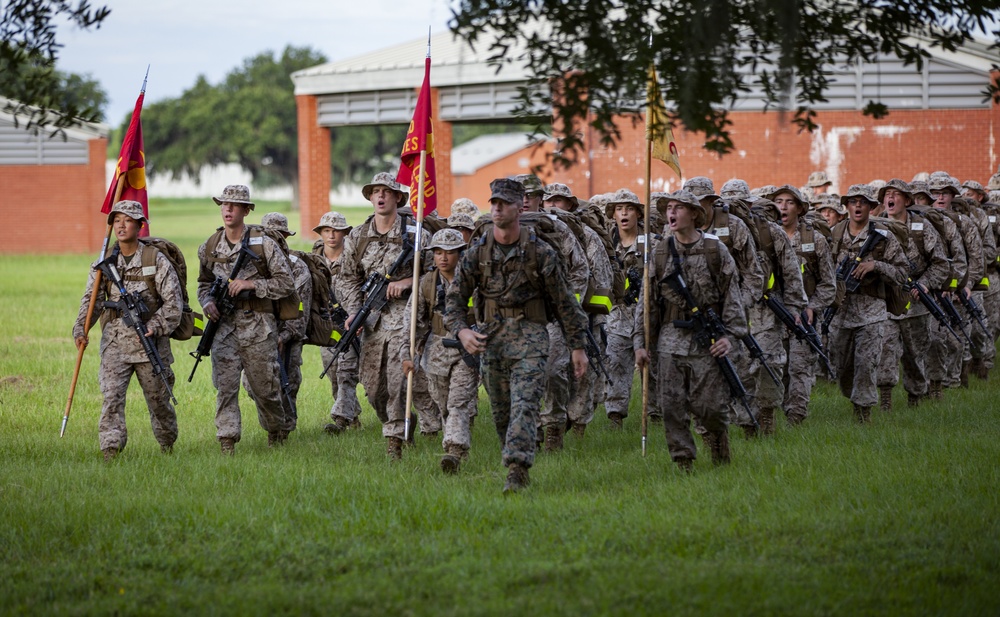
[292,32,999,239]
[0,98,109,254]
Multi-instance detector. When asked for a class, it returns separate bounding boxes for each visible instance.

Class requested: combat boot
[502,463,530,494]
[878,386,893,412]
[571,422,586,438]
[853,404,871,424]
[102,448,118,462]
[960,360,970,388]
[758,408,776,436]
[219,438,236,455]
[349,416,362,429]
[742,424,759,439]
[422,431,440,439]
[675,457,694,473]
[386,437,403,461]
[786,413,806,427]
[267,431,286,447]
[975,359,990,380]
[544,424,564,452]
[607,412,624,429]
[709,431,731,465]
[929,380,944,400]
[440,444,465,475]
[323,416,351,435]
[160,444,174,455]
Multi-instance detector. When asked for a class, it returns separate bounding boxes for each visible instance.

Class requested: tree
[450,0,1000,160]
[142,45,328,206]
[1,0,111,133]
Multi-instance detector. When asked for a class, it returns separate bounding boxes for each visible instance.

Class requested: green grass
[1,198,999,615]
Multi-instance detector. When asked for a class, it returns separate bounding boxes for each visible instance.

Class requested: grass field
[1,199,999,615]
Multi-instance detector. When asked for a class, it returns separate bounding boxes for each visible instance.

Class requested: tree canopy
[450,0,1000,161]
[1,0,111,132]
[141,46,327,205]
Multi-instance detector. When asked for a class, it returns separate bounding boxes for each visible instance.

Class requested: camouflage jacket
[633,232,747,356]
[704,209,765,310]
[830,221,909,328]
[74,243,183,364]
[911,204,967,290]
[787,224,836,314]
[280,254,312,345]
[608,231,656,338]
[896,211,950,320]
[336,213,431,333]
[444,226,589,351]
[399,271,463,376]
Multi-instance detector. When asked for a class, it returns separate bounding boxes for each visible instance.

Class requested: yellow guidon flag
[646,65,682,179]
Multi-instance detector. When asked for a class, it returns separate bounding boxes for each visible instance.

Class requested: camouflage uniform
[241,213,310,433]
[981,194,1000,371]
[197,222,294,444]
[314,213,363,426]
[444,181,589,473]
[874,182,950,405]
[634,224,747,465]
[337,202,431,442]
[73,217,183,454]
[781,212,836,423]
[401,266,477,457]
[828,187,909,417]
[605,226,658,422]
[957,195,996,375]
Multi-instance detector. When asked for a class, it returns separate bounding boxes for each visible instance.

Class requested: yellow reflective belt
[194,317,205,331]
[981,277,990,288]
[298,302,304,311]
[624,277,631,290]
[575,293,581,303]
[468,297,474,308]
[800,263,805,273]
[330,330,342,342]
[584,294,613,314]
[949,278,958,290]
[767,273,776,291]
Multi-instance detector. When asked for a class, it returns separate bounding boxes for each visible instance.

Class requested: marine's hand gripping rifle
[933,290,974,347]
[188,241,260,382]
[906,279,963,345]
[822,223,887,330]
[761,290,834,371]
[96,250,177,405]
[664,268,758,429]
[319,235,415,379]
[957,290,990,337]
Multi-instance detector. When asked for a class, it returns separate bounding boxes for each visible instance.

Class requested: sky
[56,0,455,126]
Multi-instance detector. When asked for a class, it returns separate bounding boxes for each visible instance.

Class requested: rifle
[799,310,835,378]
[740,330,781,389]
[188,239,260,382]
[933,290,974,347]
[442,321,500,369]
[623,267,642,306]
[664,261,757,428]
[761,290,834,370]
[583,314,612,386]
[957,290,990,337]
[822,222,888,330]
[319,234,414,378]
[906,280,963,345]
[95,248,177,406]
[277,344,297,421]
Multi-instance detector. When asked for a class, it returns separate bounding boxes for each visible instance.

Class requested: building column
[296,94,331,239]
[431,87,453,216]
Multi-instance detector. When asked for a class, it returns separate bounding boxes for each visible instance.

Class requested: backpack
[203,225,302,321]
[577,203,628,307]
[548,208,616,315]
[292,249,347,347]
[468,224,550,324]
[712,199,779,292]
[104,237,203,341]
[830,219,909,315]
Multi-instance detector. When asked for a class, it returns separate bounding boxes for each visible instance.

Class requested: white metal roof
[451,133,540,175]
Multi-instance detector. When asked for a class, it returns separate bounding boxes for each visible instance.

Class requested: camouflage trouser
[358,329,407,439]
[593,322,609,407]
[542,322,570,428]
[604,332,660,419]
[830,321,883,407]
[320,345,361,422]
[412,364,443,435]
[567,320,602,427]
[876,315,930,397]
[98,352,177,452]
[659,351,730,462]
[731,327,785,426]
[928,309,964,382]
[426,361,478,451]
[212,327,286,440]
[242,341,302,432]
[781,336,815,421]
[965,290,992,362]
[482,320,548,469]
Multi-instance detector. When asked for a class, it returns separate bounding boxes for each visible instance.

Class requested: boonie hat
[807,171,832,188]
[313,211,352,234]
[261,212,295,236]
[909,181,935,203]
[962,180,986,200]
[213,184,255,209]
[769,184,808,215]
[542,183,580,209]
[868,179,886,192]
[608,188,643,207]
[450,197,480,219]
[107,200,147,225]
[841,184,878,206]
[428,228,467,251]
[986,173,1000,192]
[683,176,719,200]
[659,190,706,223]
[720,179,753,201]
[512,174,544,195]
[447,212,477,231]
[927,174,961,196]
[814,194,846,216]
[490,178,525,204]
[752,184,778,198]
[362,172,408,201]
[877,179,912,203]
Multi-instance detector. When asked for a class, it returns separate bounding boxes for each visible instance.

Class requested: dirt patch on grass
[0,375,33,391]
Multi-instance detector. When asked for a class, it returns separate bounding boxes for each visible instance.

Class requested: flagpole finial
[426,26,431,58]
[142,65,150,94]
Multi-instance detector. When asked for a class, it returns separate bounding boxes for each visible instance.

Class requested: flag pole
[641,141,652,457]
[61,68,149,437]
[404,31,431,442]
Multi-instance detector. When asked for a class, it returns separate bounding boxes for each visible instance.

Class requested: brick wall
[0,136,108,254]
[296,94,331,238]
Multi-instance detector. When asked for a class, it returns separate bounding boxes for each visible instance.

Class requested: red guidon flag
[102,90,149,235]
[396,55,437,216]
